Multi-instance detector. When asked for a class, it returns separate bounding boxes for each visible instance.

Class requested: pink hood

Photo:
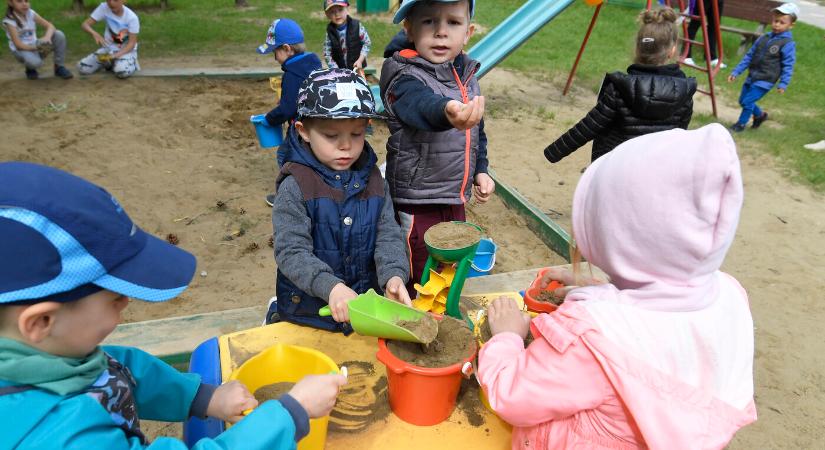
[571,123,743,312]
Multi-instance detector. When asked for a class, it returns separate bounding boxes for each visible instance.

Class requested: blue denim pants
[737,81,771,126]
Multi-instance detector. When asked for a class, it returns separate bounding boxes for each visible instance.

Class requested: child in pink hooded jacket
[478,123,757,449]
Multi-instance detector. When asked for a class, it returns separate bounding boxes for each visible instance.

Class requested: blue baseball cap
[257,18,305,55]
[393,0,475,24]
[0,162,196,304]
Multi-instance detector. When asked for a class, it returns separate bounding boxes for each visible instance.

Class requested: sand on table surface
[1,65,823,447]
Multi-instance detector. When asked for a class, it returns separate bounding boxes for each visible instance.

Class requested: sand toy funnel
[319,289,438,344]
[421,221,483,319]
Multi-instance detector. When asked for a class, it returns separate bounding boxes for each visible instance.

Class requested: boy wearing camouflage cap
[267,68,411,332]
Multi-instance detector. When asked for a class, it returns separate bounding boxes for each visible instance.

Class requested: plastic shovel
[319,289,438,344]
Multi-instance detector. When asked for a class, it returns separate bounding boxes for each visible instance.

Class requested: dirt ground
[0,64,822,447]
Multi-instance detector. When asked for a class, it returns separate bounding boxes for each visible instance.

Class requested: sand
[253,382,294,404]
[1,63,823,446]
[387,316,475,368]
[424,221,483,250]
[0,74,561,324]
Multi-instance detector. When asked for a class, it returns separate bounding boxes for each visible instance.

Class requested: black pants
[685,0,725,60]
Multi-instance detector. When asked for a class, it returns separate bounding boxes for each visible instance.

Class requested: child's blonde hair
[289,42,307,54]
[635,7,679,65]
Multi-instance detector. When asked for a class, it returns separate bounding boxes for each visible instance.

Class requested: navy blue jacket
[272,127,388,333]
[265,53,323,127]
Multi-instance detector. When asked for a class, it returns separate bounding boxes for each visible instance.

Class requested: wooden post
[72,0,84,13]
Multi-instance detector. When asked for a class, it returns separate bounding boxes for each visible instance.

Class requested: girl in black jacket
[544,8,697,163]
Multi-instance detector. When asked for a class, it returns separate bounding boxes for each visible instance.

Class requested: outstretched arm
[544,83,618,163]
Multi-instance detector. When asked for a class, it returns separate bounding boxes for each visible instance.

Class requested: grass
[3,0,824,188]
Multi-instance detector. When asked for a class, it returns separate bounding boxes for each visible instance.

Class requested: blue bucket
[468,238,497,277]
[250,114,283,148]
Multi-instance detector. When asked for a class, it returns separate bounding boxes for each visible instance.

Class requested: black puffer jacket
[545,64,696,163]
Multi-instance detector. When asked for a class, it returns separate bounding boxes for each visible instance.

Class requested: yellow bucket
[227,343,339,450]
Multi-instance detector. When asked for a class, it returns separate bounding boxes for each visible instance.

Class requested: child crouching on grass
[0,162,346,449]
[78,0,140,79]
[479,125,756,449]
[267,68,411,332]
[3,0,73,79]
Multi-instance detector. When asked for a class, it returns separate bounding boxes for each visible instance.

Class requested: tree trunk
[235,0,249,6]
[72,0,84,13]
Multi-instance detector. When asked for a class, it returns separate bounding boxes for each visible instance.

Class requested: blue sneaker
[54,65,73,79]
[25,69,38,80]
[731,123,746,133]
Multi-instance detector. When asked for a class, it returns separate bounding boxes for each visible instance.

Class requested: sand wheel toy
[420,221,483,319]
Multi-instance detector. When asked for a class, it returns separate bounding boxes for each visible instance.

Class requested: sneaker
[803,140,825,151]
[683,57,696,66]
[751,112,768,129]
[25,69,38,80]
[711,59,728,69]
[54,65,73,79]
[263,296,279,325]
[265,193,276,207]
[731,123,746,133]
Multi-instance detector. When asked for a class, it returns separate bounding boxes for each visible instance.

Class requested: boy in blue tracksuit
[727,2,798,132]
[255,18,323,205]
[266,69,411,332]
[0,162,346,449]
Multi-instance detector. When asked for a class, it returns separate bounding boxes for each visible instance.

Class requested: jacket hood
[283,52,323,75]
[608,65,696,120]
[383,29,415,57]
[278,123,378,189]
[571,123,743,312]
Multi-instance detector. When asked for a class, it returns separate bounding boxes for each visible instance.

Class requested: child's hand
[328,283,358,322]
[384,276,411,306]
[777,87,786,94]
[92,32,106,47]
[206,380,258,424]
[727,74,736,83]
[353,57,364,71]
[487,297,530,339]
[538,267,607,298]
[288,374,348,418]
[445,96,485,131]
[472,173,495,203]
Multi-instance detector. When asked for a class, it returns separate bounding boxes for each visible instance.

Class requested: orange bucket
[376,338,476,426]
[524,279,564,313]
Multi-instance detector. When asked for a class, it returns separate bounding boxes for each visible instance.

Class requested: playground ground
[0,63,822,448]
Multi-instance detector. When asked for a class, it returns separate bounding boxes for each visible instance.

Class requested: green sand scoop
[319,289,438,344]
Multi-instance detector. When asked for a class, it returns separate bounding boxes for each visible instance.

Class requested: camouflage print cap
[296,68,383,120]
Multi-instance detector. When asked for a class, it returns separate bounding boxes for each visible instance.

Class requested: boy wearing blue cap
[727,2,799,132]
[267,68,411,332]
[0,162,346,449]
[379,0,495,292]
[322,0,372,71]
[255,18,323,206]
